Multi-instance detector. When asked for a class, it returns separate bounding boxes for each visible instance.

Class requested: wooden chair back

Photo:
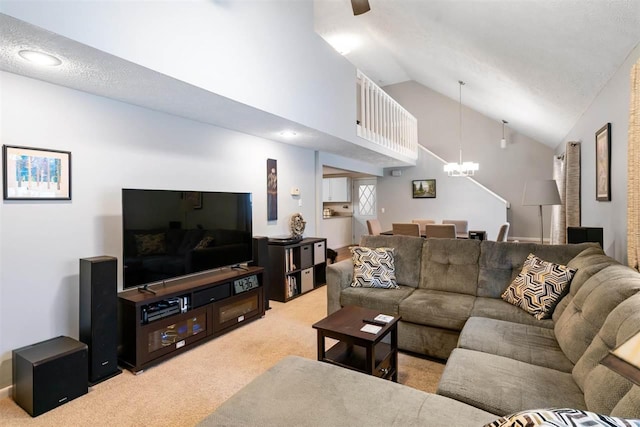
[411,219,435,235]
[366,219,382,236]
[424,224,457,239]
[443,220,468,239]
[392,223,421,237]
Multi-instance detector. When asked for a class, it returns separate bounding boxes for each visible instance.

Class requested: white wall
[383,81,555,239]
[0,71,321,388]
[377,148,508,239]
[1,0,358,144]
[559,42,640,263]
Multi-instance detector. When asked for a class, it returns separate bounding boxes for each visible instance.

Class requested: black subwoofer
[79,256,122,385]
[567,226,603,248]
[12,336,88,417]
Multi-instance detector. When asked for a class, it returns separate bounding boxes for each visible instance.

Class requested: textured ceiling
[0,13,409,169]
[314,0,640,147]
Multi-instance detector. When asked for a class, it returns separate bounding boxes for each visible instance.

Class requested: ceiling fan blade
[351,0,370,16]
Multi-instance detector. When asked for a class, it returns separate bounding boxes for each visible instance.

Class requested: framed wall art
[595,123,611,201]
[412,179,436,198]
[3,145,71,200]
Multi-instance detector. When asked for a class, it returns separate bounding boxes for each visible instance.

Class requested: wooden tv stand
[117,266,264,373]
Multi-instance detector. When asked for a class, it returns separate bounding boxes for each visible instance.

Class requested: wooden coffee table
[312,305,400,382]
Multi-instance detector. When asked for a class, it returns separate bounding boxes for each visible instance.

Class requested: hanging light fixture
[500,120,509,149]
[444,80,479,177]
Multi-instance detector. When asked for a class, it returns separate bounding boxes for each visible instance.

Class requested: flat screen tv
[122,189,253,290]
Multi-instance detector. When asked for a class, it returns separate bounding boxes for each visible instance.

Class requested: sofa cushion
[399,289,475,331]
[340,285,414,317]
[470,297,554,329]
[477,241,596,298]
[199,355,499,427]
[350,246,398,289]
[485,408,640,427]
[458,317,573,372]
[361,235,423,288]
[555,265,640,365]
[612,386,640,418]
[437,349,586,416]
[501,253,576,320]
[419,238,480,295]
[572,293,640,416]
[553,247,620,322]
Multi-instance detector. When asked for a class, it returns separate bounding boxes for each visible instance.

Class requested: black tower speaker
[13,336,88,417]
[250,236,270,310]
[79,256,122,385]
[567,226,604,248]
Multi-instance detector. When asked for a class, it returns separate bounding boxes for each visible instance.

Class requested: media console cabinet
[117,266,264,373]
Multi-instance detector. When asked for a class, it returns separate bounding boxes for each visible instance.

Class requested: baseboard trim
[0,385,11,399]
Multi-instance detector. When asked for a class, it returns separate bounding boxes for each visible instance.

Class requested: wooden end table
[312,305,400,382]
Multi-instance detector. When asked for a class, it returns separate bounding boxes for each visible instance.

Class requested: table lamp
[522,180,562,244]
[600,330,640,386]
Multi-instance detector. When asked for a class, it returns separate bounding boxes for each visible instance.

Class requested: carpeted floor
[0,285,444,426]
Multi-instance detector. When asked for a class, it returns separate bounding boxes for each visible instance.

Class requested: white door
[352,178,377,245]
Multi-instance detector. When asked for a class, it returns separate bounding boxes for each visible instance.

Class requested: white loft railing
[356,70,418,161]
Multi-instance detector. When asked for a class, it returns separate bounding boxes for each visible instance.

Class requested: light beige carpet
[0,286,444,426]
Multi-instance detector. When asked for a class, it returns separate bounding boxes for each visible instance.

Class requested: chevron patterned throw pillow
[485,407,640,427]
[502,253,577,320]
[350,246,398,289]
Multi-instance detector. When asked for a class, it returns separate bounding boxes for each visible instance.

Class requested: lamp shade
[522,180,561,206]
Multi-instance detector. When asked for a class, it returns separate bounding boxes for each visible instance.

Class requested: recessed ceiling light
[279,130,297,138]
[18,50,62,67]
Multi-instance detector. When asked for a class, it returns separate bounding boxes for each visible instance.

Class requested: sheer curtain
[627,59,640,270]
[551,142,581,244]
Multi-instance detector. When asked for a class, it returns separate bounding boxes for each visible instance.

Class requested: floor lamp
[522,180,562,244]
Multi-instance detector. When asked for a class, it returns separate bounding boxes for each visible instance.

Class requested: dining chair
[443,220,468,239]
[411,219,435,236]
[424,224,457,239]
[366,219,382,236]
[392,223,421,237]
[496,222,510,242]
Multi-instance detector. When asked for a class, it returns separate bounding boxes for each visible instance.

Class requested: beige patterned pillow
[502,253,576,320]
[350,246,398,289]
[134,233,166,256]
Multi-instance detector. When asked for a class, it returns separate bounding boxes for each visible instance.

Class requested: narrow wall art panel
[267,158,278,220]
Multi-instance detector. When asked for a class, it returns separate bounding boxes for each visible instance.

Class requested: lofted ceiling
[314,0,640,148]
[0,12,408,169]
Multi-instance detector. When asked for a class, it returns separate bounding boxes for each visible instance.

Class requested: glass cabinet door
[147,313,207,354]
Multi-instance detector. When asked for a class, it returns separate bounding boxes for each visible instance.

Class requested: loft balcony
[356,70,419,163]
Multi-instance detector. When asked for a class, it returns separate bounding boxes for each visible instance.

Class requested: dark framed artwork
[267,158,277,220]
[595,123,611,201]
[3,145,71,200]
[412,179,436,198]
[182,191,203,209]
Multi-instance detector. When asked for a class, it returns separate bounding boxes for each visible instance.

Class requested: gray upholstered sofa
[325,235,640,418]
[200,235,640,424]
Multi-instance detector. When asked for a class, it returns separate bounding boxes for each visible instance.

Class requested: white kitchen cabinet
[322,177,351,202]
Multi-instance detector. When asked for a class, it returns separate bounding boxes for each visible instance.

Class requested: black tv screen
[122,189,252,289]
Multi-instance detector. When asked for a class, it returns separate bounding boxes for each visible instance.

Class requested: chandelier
[444,80,479,177]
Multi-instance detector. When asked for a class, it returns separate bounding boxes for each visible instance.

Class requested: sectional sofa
[200,235,640,425]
